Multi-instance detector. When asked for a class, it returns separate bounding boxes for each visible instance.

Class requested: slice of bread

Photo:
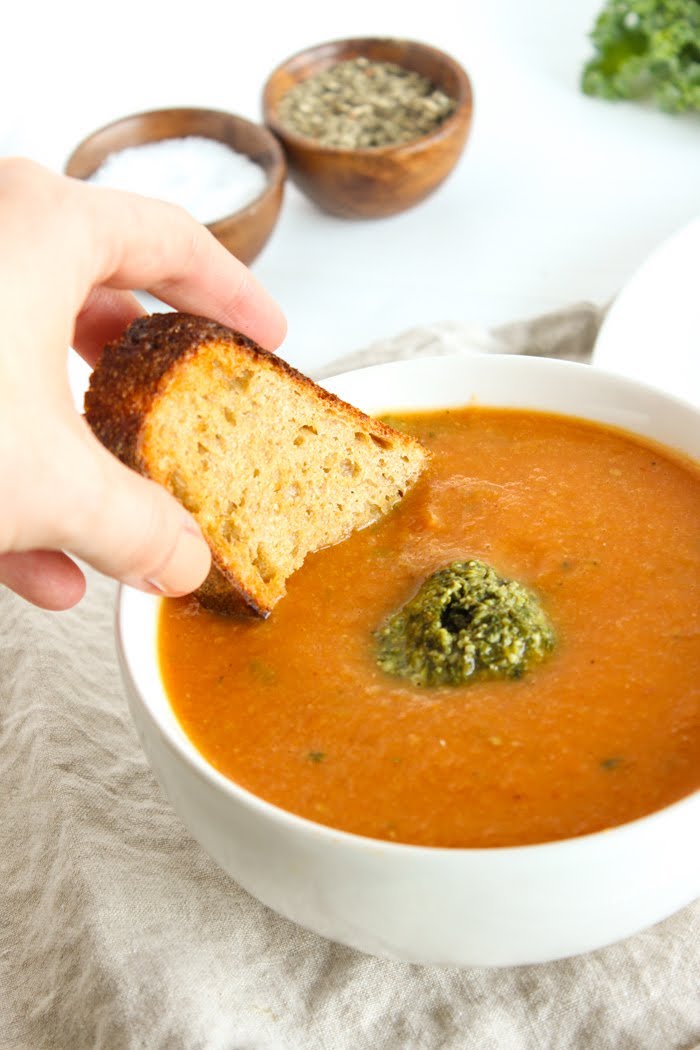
[85,313,426,616]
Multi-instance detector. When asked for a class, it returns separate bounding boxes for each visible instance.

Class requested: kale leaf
[582,0,700,113]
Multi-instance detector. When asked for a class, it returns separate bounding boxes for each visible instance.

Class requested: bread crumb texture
[85,313,426,616]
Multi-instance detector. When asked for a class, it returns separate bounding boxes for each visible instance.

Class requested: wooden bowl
[65,108,286,265]
[262,38,473,220]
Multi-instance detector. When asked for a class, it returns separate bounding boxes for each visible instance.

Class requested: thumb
[60,429,212,597]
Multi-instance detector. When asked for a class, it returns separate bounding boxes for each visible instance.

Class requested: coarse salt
[88,136,268,225]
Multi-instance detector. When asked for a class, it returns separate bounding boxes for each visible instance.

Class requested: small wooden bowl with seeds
[262,37,472,219]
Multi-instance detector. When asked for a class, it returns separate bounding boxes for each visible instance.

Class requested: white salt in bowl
[65,107,286,265]
[116,354,700,967]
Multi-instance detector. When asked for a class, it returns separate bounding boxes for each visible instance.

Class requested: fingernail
[143,576,168,595]
[142,520,211,597]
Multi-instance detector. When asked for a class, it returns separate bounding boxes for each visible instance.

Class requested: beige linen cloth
[1,303,699,1050]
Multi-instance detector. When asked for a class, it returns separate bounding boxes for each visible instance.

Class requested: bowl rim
[64,105,287,229]
[117,352,700,860]
[262,35,473,158]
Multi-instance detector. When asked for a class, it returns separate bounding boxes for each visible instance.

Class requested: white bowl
[593,216,700,407]
[116,354,700,967]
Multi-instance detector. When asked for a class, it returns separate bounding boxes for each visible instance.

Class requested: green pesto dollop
[374,560,555,687]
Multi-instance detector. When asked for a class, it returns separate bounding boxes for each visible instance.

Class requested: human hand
[0,158,286,610]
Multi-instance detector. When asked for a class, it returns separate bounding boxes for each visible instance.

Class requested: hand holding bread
[0,159,285,610]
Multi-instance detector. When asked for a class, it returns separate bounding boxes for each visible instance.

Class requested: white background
[2,0,699,375]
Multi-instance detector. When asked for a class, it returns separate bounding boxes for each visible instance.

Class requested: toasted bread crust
[86,314,265,472]
[85,312,425,617]
[86,316,275,615]
[86,312,413,469]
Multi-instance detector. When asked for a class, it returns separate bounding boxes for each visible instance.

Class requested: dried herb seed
[277,57,456,149]
[600,756,624,771]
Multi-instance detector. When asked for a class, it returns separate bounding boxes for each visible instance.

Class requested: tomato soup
[159,408,700,847]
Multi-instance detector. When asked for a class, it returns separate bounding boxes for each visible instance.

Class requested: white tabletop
[3,0,699,378]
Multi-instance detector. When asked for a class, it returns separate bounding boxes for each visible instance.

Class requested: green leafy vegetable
[581,0,700,113]
[374,560,555,687]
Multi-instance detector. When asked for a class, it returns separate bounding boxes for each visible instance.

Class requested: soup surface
[159,408,700,847]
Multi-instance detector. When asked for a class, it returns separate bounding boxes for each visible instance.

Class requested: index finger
[74,179,287,352]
